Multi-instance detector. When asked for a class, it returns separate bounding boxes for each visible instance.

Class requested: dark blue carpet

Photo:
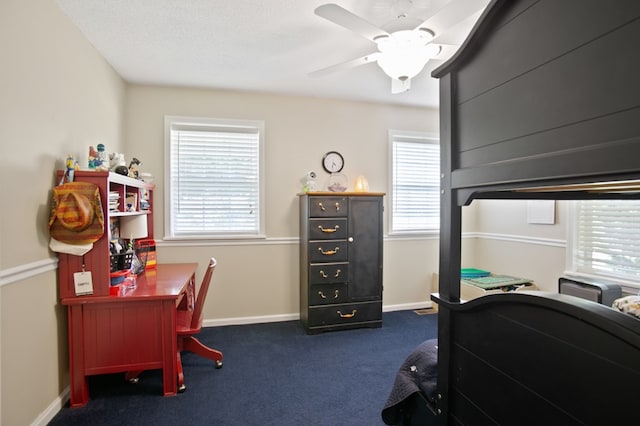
[48,309,437,426]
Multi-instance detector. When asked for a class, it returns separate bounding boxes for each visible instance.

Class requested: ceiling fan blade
[431,43,460,60]
[430,9,485,45]
[414,0,489,38]
[315,3,389,42]
[308,52,380,78]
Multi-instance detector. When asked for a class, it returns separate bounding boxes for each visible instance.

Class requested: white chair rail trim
[0,258,57,288]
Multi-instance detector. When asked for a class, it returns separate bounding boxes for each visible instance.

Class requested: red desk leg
[67,305,89,407]
[161,299,178,396]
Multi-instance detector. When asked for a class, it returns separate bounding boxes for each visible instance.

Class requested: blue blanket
[381,339,438,425]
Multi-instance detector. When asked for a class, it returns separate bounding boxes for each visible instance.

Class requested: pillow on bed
[381,338,438,425]
[612,295,640,318]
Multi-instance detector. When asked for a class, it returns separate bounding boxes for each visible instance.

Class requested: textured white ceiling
[54,0,490,108]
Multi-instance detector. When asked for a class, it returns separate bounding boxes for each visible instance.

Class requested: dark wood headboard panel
[430,1,640,424]
[436,292,640,425]
[433,0,640,200]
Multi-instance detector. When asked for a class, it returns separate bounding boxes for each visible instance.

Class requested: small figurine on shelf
[88,144,108,171]
[129,157,141,179]
[65,154,76,182]
[110,152,129,175]
[88,146,98,169]
[109,152,126,170]
[301,171,317,193]
[95,144,108,171]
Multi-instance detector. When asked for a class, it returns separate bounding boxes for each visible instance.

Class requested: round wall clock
[322,151,344,173]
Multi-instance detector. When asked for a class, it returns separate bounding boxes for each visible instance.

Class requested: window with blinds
[389,130,440,234]
[571,200,640,282]
[165,116,265,239]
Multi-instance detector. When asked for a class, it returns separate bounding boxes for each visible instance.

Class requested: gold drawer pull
[337,309,357,318]
[318,290,340,299]
[318,225,339,233]
[318,247,339,255]
[317,202,341,212]
[319,269,341,279]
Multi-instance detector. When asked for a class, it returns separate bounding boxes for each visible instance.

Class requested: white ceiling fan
[310,0,488,94]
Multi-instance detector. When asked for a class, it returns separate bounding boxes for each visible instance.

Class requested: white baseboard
[202,301,434,328]
[32,387,69,426]
[203,313,300,327]
[383,301,433,312]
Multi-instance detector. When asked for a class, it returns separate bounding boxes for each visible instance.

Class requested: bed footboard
[431,292,640,424]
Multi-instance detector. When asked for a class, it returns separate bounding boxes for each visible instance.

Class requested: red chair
[175,257,223,392]
[126,257,223,392]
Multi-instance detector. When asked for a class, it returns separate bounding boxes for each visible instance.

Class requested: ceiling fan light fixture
[375,30,440,81]
[391,77,412,94]
[377,53,427,81]
[417,28,435,38]
[312,2,470,96]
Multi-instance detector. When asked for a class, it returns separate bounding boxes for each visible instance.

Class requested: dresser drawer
[309,241,348,263]
[309,197,348,217]
[309,263,347,284]
[307,301,382,327]
[309,218,347,240]
[309,284,348,305]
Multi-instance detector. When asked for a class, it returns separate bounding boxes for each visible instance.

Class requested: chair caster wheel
[216,360,223,369]
[128,377,139,384]
[178,384,186,393]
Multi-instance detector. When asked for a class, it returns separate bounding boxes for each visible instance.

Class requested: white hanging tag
[74,271,94,295]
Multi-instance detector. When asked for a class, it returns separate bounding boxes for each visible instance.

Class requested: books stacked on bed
[461,268,491,279]
[463,276,533,290]
[461,268,533,290]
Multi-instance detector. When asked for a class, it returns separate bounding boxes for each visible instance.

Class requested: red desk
[61,263,197,408]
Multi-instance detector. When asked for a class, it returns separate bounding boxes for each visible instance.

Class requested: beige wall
[124,85,440,238]
[0,1,569,425]
[1,0,126,269]
[124,85,446,320]
[471,199,568,292]
[1,0,125,424]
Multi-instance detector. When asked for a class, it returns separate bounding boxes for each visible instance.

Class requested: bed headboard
[432,0,640,205]
[430,1,640,424]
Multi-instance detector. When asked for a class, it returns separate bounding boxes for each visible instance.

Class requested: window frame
[164,115,266,241]
[388,129,440,236]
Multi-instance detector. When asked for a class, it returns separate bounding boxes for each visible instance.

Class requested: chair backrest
[191,257,217,331]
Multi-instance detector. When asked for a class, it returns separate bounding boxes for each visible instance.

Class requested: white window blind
[165,117,264,239]
[572,200,640,282]
[390,131,440,233]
